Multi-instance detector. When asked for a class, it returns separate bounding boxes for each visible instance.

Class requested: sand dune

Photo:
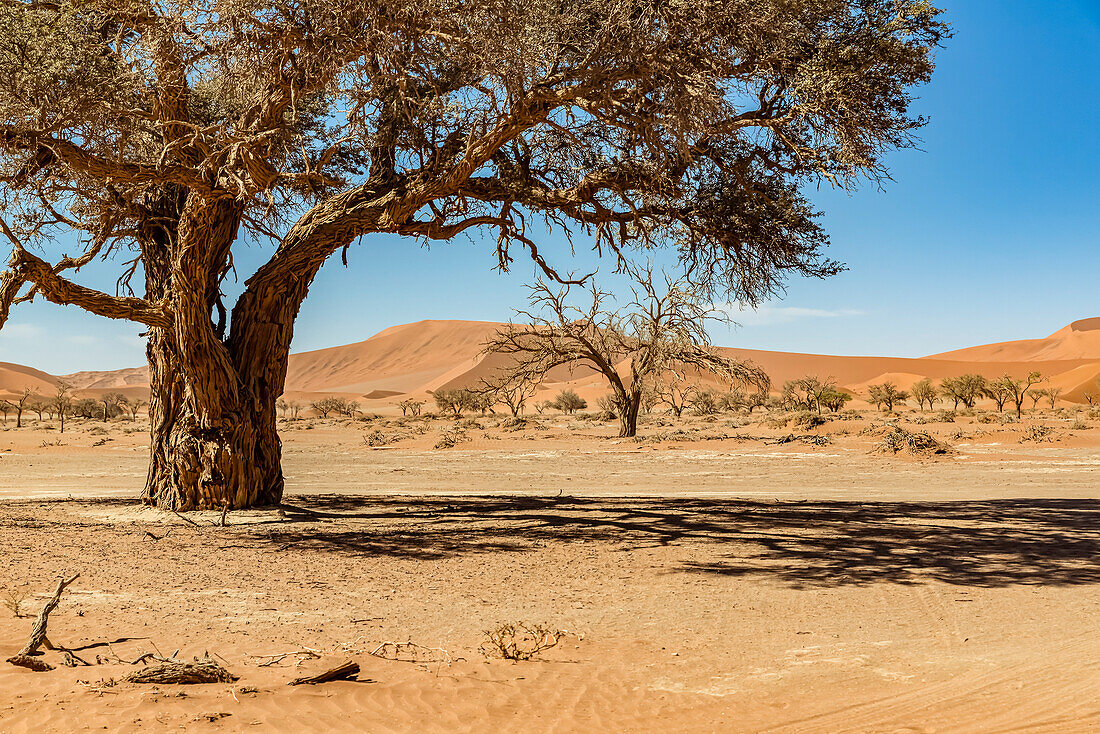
[929,318,1100,362]
[0,361,59,398]
[8,317,1100,406]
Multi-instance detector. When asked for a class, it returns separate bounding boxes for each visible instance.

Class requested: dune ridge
[4,317,1100,405]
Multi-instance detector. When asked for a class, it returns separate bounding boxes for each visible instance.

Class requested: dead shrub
[434,425,469,449]
[873,426,954,456]
[2,587,29,618]
[1019,425,1054,443]
[362,430,388,446]
[481,623,564,661]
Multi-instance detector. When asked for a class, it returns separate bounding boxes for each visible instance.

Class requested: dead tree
[476,367,541,417]
[0,1,947,508]
[486,269,767,437]
[50,382,72,434]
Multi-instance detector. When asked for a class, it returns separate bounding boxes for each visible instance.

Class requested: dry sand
[2,411,1099,732]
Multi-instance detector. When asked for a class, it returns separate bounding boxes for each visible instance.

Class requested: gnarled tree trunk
[138,195,289,510]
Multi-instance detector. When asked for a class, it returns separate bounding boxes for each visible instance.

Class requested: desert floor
[1,410,1099,733]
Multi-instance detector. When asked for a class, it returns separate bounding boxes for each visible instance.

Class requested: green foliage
[550,389,587,414]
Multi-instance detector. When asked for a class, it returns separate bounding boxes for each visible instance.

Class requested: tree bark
[138,194,287,510]
[617,393,641,438]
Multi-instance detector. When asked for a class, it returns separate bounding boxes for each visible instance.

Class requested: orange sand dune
[14,317,1100,406]
[929,317,1100,362]
[0,361,58,399]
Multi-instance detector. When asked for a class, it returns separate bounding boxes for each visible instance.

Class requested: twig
[170,510,205,533]
[219,501,229,527]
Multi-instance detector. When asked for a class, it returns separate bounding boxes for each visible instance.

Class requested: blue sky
[2,0,1100,374]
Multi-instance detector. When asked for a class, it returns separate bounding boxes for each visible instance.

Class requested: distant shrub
[790,411,826,429]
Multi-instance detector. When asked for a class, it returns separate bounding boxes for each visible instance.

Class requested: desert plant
[655,381,697,418]
[791,411,826,429]
[689,388,721,416]
[309,397,345,419]
[398,398,424,417]
[910,378,937,411]
[984,379,1013,412]
[2,586,29,618]
[434,425,469,450]
[940,374,987,410]
[1020,424,1054,443]
[550,389,587,415]
[867,382,908,412]
[873,426,953,456]
[1044,386,1063,409]
[432,389,480,418]
[481,623,564,662]
[818,388,853,413]
[51,382,72,434]
[996,372,1044,418]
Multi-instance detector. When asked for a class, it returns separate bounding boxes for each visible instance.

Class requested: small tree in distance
[398,399,424,417]
[550,390,587,415]
[996,372,1043,419]
[51,382,72,433]
[868,382,908,412]
[486,268,767,437]
[1044,386,1063,409]
[984,379,1012,412]
[910,379,937,411]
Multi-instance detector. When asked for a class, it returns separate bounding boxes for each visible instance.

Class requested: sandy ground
[1,411,1099,732]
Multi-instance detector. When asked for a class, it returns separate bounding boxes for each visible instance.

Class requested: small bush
[481,623,564,661]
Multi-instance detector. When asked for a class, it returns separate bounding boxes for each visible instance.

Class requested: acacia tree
[996,372,1042,419]
[910,378,937,411]
[984,379,1012,412]
[51,381,72,433]
[0,0,947,508]
[488,270,767,437]
[867,382,907,412]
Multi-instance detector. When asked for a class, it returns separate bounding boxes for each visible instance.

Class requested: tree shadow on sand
[248,495,1100,589]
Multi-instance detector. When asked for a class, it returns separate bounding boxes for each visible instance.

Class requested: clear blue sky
[2,0,1099,374]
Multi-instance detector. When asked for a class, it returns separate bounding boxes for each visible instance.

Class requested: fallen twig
[288,660,360,685]
[171,510,205,533]
[369,641,458,665]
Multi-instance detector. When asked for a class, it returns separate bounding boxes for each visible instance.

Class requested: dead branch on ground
[288,660,360,685]
[6,573,79,671]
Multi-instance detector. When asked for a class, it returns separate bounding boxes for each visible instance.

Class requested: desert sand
[3,320,1100,732]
